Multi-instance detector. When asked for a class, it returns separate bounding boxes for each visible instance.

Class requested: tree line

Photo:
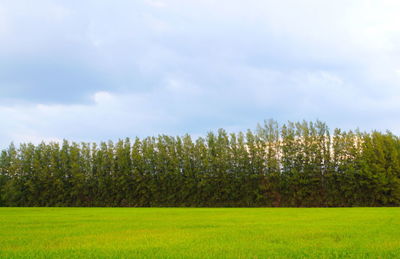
[1,120,400,207]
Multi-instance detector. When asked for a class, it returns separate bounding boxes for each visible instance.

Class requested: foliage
[1,120,400,207]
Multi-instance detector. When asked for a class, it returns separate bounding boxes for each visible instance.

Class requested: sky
[1,0,400,147]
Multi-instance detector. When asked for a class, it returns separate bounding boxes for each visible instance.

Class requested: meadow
[0,208,399,258]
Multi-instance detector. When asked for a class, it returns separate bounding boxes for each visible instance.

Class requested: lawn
[0,208,399,258]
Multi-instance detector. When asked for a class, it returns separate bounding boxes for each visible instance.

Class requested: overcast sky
[1,0,400,147]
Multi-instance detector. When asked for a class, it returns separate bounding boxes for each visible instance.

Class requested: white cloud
[145,0,166,8]
[1,0,400,146]
[92,91,115,104]
[0,89,185,146]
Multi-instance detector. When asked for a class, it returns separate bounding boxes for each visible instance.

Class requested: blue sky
[1,0,400,146]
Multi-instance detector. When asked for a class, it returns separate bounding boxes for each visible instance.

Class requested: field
[0,208,399,258]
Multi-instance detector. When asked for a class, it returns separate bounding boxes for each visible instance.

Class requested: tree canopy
[1,120,399,207]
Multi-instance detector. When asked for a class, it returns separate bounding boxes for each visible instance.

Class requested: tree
[1,120,400,207]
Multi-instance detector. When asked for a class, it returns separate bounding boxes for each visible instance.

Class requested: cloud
[0,90,172,146]
[0,58,110,104]
[1,0,400,146]
[145,0,166,8]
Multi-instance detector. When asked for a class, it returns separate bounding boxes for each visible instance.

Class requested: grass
[0,208,400,258]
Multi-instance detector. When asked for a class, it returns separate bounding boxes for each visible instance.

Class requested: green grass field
[1,208,399,258]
